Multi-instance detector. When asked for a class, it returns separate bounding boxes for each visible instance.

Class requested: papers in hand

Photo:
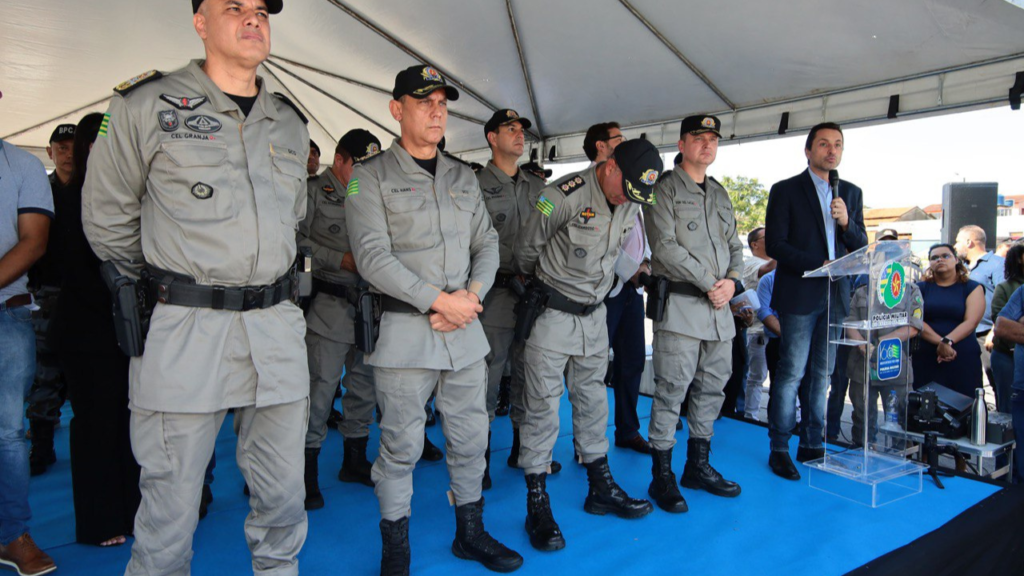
[729,290,760,312]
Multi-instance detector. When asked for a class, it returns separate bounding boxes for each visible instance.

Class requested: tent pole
[506,0,544,138]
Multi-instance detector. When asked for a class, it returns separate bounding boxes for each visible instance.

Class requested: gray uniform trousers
[519,309,610,475]
[483,322,514,422]
[126,399,308,576]
[372,360,488,521]
[648,331,732,451]
[305,331,375,446]
[481,287,527,425]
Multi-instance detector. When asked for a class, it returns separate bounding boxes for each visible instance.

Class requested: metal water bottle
[970,388,988,446]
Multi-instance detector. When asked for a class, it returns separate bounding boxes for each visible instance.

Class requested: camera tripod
[920,432,966,489]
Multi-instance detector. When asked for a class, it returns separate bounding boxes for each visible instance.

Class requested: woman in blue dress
[913,243,985,397]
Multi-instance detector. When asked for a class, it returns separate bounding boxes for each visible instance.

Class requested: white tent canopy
[3,0,1024,167]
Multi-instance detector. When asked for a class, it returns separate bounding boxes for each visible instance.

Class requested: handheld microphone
[828,169,839,202]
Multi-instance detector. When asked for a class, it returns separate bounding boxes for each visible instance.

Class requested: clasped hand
[429,290,482,332]
[707,279,735,310]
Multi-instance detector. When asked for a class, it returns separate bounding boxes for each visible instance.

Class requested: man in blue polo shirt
[993,285,1024,484]
[0,137,57,575]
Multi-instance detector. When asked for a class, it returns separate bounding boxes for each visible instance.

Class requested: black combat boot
[524,473,565,551]
[421,434,443,462]
[648,448,688,513]
[680,438,741,497]
[28,420,56,477]
[424,403,436,427]
[198,484,214,520]
[338,436,374,487]
[304,447,324,510]
[507,428,521,468]
[582,457,654,518]
[482,431,492,491]
[495,376,511,417]
[507,428,561,474]
[452,498,523,572]
[380,517,411,576]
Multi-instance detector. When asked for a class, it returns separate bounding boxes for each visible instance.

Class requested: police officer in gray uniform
[82,1,310,574]
[346,65,522,575]
[475,108,556,489]
[299,129,381,508]
[644,115,744,514]
[513,139,661,552]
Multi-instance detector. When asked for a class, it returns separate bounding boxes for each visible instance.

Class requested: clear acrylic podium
[802,240,926,507]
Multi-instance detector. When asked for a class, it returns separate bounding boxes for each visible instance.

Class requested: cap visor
[409,84,460,101]
[623,177,656,205]
[688,128,722,137]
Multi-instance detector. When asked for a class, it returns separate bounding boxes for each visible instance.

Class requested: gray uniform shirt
[846,282,924,385]
[644,166,744,342]
[300,168,360,344]
[476,162,545,329]
[345,139,499,371]
[83,60,310,412]
[514,166,640,306]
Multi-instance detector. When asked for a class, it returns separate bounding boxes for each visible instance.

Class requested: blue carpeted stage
[29,393,1007,575]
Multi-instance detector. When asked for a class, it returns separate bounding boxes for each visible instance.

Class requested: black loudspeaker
[941,182,998,250]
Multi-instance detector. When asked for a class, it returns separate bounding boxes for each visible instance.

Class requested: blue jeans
[1011,390,1024,484]
[769,306,838,452]
[825,344,851,441]
[991,350,1014,414]
[0,305,36,545]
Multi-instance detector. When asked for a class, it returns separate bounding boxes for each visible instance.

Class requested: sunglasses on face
[929,253,954,261]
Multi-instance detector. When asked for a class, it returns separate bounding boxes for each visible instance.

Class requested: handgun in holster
[638,272,670,322]
[100,261,152,357]
[353,284,381,354]
[512,276,548,343]
[295,247,314,312]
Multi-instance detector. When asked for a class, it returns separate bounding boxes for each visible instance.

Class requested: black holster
[354,287,381,354]
[638,272,670,322]
[512,276,547,343]
[100,261,153,357]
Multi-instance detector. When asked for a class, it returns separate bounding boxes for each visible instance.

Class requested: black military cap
[484,109,532,135]
[877,228,899,241]
[309,139,320,156]
[193,0,283,14]
[521,161,552,179]
[49,124,76,144]
[680,114,722,138]
[337,129,382,162]
[392,65,459,101]
[612,139,663,206]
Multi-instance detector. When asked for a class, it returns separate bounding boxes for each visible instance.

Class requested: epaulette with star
[553,174,585,196]
[274,92,308,124]
[113,70,163,96]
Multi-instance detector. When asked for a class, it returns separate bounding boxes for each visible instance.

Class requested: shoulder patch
[346,178,359,197]
[273,92,308,124]
[535,195,555,217]
[114,70,162,96]
[554,174,585,196]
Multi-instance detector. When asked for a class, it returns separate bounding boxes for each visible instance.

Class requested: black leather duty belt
[145,267,296,312]
[538,282,601,316]
[312,278,358,302]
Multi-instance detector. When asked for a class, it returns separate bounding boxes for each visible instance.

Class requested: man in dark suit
[763,122,867,480]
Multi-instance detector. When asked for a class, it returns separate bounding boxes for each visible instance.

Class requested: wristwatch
[940,337,954,346]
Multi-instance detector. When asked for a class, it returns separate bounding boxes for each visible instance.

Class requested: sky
[547,105,1024,210]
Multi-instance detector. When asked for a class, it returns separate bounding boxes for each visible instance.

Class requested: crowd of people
[2,2,1022,576]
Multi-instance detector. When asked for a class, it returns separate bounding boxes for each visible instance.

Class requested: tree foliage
[720,175,769,238]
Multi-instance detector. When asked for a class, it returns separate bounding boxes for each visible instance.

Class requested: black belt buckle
[243,286,267,311]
